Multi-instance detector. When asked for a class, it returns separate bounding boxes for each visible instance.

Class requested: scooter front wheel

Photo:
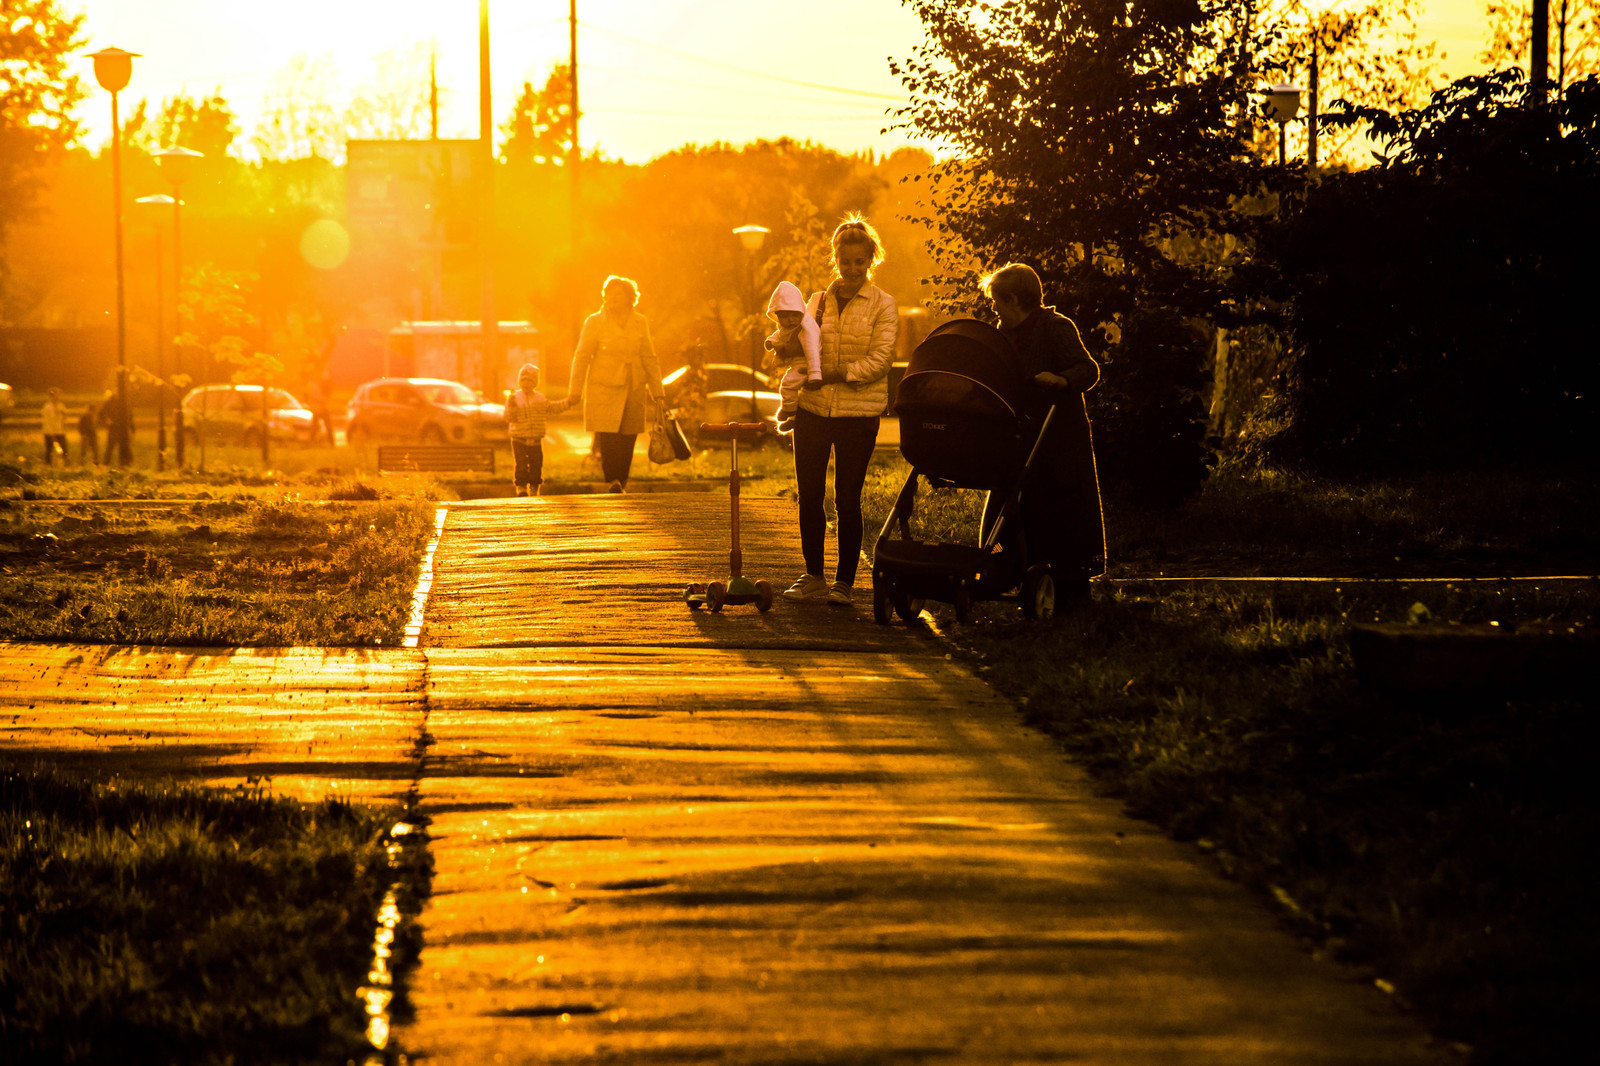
[707,581,727,613]
[756,580,773,613]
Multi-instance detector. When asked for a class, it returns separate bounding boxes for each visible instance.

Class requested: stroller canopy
[895,318,1033,486]
[896,318,1027,420]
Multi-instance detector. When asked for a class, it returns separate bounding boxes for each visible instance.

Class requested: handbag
[648,406,691,463]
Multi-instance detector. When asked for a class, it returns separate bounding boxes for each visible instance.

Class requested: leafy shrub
[1264,71,1599,474]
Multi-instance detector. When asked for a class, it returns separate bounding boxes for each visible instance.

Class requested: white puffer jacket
[800,280,898,418]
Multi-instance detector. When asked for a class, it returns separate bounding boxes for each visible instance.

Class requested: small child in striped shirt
[506,363,572,496]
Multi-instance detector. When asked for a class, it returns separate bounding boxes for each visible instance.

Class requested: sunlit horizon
[68,0,927,164]
[68,0,1495,165]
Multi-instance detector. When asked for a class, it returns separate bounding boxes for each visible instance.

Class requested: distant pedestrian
[40,388,69,465]
[505,362,572,497]
[980,262,1105,601]
[78,400,100,465]
[307,374,335,447]
[99,377,133,464]
[569,275,666,493]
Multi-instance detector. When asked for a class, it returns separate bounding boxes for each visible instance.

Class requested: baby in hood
[765,280,823,432]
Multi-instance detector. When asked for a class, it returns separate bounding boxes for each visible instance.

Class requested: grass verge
[0,493,436,645]
[874,465,1598,1066]
[0,758,424,1065]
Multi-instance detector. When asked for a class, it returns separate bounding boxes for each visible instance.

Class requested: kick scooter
[685,422,773,613]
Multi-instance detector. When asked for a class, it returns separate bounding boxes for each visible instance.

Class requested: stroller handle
[698,422,768,441]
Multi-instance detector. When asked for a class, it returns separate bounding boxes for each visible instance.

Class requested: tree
[0,0,86,250]
[1262,71,1600,473]
[584,138,882,365]
[176,263,279,385]
[253,54,344,161]
[894,0,1264,504]
[1482,0,1599,90]
[124,90,240,158]
[1254,0,1442,168]
[346,42,436,141]
[501,64,577,167]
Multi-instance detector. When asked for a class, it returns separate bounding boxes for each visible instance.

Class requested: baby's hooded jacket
[765,281,821,375]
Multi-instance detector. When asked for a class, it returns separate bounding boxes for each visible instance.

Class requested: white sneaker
[782,574,829,602]
[827,582,854,607]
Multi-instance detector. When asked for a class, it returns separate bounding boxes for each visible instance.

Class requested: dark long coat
[1001,307,1106,578]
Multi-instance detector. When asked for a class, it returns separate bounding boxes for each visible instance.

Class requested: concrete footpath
[1,494,1445,1064]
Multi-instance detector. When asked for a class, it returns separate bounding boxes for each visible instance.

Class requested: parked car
[180,384,316,447]
[0,382,12,424]
[662,362,775,408]
[344,377,507,445]
[693,389,788,447]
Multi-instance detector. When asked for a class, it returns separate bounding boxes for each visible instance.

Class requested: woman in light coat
[782,216,899,607]
[569,275,666,492]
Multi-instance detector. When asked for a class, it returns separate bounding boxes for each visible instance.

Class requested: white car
[180,384,317,447]
[0,382,13,423]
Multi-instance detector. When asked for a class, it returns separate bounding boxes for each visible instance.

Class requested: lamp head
[1264,83,1303,124]
[733,225,770,254]
[135,194,177,205]
[89,47,140,93]
[154,146,205,186]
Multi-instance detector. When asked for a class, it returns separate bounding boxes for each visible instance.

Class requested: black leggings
[791,408,879,586]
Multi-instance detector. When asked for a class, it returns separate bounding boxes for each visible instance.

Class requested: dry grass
[0,491,435,646]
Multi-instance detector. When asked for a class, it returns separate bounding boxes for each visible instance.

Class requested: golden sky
[71,0,1495,163]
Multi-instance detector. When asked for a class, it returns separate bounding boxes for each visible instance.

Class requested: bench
[377,444,496,474]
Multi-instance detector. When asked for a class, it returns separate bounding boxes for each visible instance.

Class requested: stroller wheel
[756,580,774,613]
[707,581,727,613]
[872,579,893,625]
[895,593,926,625]
[953,584,973,624]
[1022,564,1056,621]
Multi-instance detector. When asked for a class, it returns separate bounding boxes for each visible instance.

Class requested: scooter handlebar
[698,422,768,442]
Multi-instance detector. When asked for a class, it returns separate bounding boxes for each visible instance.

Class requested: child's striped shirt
[507,389,550,442]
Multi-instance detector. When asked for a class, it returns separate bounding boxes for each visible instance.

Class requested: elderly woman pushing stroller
[979,262,1106,602]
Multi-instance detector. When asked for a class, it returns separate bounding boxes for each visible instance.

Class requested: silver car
[694,389,788,447]
[180,384,316,447]
[345,377,507,445]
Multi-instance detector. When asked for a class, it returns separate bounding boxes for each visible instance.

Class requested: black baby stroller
[871,318,1059,624]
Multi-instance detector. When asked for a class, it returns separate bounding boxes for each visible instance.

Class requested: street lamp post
[90,47,140,467]
[1264,83,1303,167]
[154,146,203,469]
[136,194,175,470]
[733,225,770,415]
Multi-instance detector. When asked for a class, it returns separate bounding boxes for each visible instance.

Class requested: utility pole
[430,48,439,140]
[479,0,499,400]
[1308,42,1319,170]
[568,0,581,394]
[1532,0,1551,101]
[570,0,580,244]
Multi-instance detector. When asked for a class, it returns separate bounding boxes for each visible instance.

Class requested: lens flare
[300,219,350,270]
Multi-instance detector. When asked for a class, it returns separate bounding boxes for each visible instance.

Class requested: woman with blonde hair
[569,275,666,492]
[782,216,899,607]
